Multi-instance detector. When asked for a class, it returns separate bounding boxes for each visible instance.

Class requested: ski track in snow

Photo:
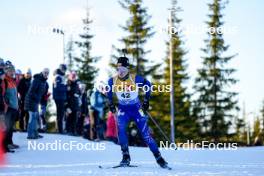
[0,132,263,176]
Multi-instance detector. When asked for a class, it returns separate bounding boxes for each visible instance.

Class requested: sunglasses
[117,66,128,71]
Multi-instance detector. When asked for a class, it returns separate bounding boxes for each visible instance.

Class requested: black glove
[109,103,116,113]
[142,100,149,112]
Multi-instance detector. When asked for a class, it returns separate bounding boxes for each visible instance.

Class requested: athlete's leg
[132,110,168,167]
[132,110,159,154]
[116,109,130,151]
[117,108,131,165]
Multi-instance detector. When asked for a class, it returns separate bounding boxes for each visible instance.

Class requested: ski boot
[154,152,168,168]
[120,150,131,166]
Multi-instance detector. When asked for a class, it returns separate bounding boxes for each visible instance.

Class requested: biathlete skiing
[106,54,170,169]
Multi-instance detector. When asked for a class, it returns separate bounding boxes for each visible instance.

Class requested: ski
[98,164,138,169]
[112,164,138,168]
[160,165,172,170]
[98,164,172,170]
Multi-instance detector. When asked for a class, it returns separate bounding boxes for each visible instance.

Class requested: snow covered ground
[0,132,263,176]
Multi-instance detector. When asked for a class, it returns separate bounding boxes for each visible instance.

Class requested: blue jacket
[90,90,105,110]
[52,69,67,101]
[90,90,106,119]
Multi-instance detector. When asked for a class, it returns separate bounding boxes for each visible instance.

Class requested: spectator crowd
[0,58,147,154]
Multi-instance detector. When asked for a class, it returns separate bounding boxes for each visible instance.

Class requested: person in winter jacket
[52,64,67,134]
[90,89,106,141]
[76,83,88,135]
[106,112,118,144]
[17,68,32,131]
[82,116,91,140]
[0,129,4,164]
[0,69,6,116]
[3,63,19,151]
[65,71,81,135]
[87,90,95,140]
[39,83,50,132]
[15,69,23,86]
[0,68,7,153]
[25,68,49,139]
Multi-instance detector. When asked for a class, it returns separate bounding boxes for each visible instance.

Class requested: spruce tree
[111,0,159,77]
[75,8,100,90]
[194,0,238,141]
[66,36,75,71]
[234,115,246,144]
[260,100,264,135]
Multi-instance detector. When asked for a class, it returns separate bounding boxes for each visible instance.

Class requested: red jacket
[106,112,117,138]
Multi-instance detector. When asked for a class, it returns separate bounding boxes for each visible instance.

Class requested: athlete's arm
[107,78,114,104]
[107,77,116,113]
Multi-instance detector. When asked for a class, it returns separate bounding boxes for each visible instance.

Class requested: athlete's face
[117,64,129,78]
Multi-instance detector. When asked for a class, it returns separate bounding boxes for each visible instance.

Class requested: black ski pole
[144,111,172,144]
